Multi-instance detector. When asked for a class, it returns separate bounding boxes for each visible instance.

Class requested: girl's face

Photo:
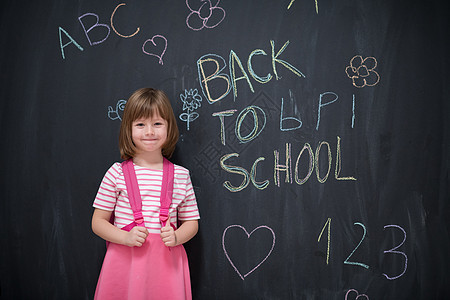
[131,114,168,156]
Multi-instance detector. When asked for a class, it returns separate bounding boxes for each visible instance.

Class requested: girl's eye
[135,123,145,127]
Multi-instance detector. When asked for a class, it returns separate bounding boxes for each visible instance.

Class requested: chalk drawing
[186,0,226,31]
[110,3,140,38]
[197,53,231,104]
[280,89,302,131]
[78,13,111,46]
[212,110,237,145]
[59,27,84,59]
[294,143,314,185]
[335,136,357,181]
[142,35,167,65]
[382,225,408,280]
[345,289,369,300]
[179,88,202,130]
[235,106,267,144]
[345,55,380,88]
[287,0,319,14]
[108,99,127,121]
[222,225,276,280]
[318,218,332,265]
[274,143,292,187]
[344,222,369,269]
[315,141,332,183]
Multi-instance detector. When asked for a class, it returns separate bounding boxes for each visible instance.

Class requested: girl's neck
[132,153,164,170]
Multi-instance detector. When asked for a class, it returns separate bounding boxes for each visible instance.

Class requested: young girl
[92,88,200,299]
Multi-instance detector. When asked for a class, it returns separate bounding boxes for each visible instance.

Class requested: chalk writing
[186,0,226,31]
[212,92,278,147]
[197,54,231,104]
[110,3,140,38]
[345,289,369,300]
[222,225,276,280]
[142,35,167,65]
[345,55,380,88]
[287,0,319,14]
[316,92,338,130]
[344,222,369,269]
[382,225,408,280]
[281,90,358,132]
[315,141,332,183]
[197,40,305,103]
[58,27,84,59]
[335,136,357,181]
[59,5,167,63]
[318,218,332,265]
[212,110,237,145]
[220,137,355,192]
[274,143,292,186]
[220,153,251,192]
[287,0,295,9]
[280,89,302,131]
[274,137,356,188]
[78,13,111,46]
[352,94,356,128]
[107,99,127,121]
[179,89,203,130]
[336,222,408,279]
[294,143,314,185]
[235,106,267,144]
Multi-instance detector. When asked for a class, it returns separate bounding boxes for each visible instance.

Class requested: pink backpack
[109,158,175,234]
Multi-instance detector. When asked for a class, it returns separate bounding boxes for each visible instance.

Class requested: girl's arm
[92,208,149,247]
[161,220,198,247]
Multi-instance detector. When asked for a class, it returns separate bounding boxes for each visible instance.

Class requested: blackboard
[1,0,449,299]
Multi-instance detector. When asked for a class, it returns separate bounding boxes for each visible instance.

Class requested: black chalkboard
[1,0,449,299]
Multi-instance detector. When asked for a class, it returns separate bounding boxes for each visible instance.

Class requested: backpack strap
[159,157,175,228]
[122,158,175,229]
[122,159,144,226]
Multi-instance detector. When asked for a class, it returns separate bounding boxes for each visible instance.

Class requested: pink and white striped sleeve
[177,170,200,221]
[93,163,121,211]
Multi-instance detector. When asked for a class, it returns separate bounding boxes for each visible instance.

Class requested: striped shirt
[93,162,200,234]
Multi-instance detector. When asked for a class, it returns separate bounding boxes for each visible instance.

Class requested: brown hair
[119,88,179,160]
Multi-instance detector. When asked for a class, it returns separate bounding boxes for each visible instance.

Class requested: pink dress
[94,234,192,299]
[93,162,199,300]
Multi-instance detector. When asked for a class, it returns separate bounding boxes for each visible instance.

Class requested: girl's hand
[160,222,177,247]
[125,226,149,247]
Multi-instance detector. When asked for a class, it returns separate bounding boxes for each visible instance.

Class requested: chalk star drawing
[345,55,380,88]
[222,225,276,280]
[108,99,127,121]
[179,88,202,130]
[186,0,226,31]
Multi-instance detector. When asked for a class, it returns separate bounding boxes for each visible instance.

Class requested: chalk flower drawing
[108,99,127,121]
[186,0,226,31]
[179,89,202,130]
[345,55,380,88]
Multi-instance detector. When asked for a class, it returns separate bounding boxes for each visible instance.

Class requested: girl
[92,88,200,299]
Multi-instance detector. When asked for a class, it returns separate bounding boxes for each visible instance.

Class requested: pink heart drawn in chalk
[142,35,167,65]
[222,225,276,280]
[345,289,370,300]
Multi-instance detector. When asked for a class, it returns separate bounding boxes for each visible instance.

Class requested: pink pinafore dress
[94,159,192,300]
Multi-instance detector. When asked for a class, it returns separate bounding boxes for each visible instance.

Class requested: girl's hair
[119,88,179,160]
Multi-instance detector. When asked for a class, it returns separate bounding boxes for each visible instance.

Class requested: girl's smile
[132,115,167,155]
